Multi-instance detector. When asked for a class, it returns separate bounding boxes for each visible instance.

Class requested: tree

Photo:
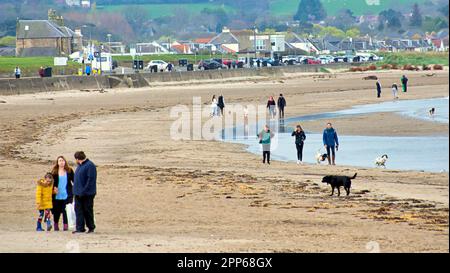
[345,27,360,38]
[294,0,327,23]
[328,9,356,30]
[440,3,449,19]
[378,9,404,29]
[422,16,448,32]
[410,3,423,27]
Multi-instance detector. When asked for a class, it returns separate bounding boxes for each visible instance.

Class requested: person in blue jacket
[73,151,97,234]
[85,65,91,76]
[323,122,339,165]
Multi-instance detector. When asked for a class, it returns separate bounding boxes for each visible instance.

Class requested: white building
[65,0,80,6]
[81,0,91,8]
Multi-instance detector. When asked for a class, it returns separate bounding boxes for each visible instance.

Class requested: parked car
[282,55,298,64]
[318,55,334,64]
[222,59,237,68]
[145,60,168,71]
[355,53,383,62]
[297,55,309,64]
[302,57,321,65]
[264,58,282,67]
[198,59,225,70]
[334,56,350,63]
[178,59,188,66]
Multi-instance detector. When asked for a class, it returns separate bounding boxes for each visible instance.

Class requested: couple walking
[211,95,225,116]
[35,151,97,234]
[256,123,306,165]
[266,94,286,119]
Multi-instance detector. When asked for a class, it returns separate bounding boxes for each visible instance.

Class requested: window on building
[256,39,265,50]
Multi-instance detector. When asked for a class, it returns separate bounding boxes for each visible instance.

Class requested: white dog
[315,150,328,165]
[375,154,389,168]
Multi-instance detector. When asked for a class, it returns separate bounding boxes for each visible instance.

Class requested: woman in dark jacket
[51,156,74,231]
[217,95,225,116]
[292,125,306,164]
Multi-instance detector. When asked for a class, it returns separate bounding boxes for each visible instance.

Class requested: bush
[349,67,362,72]
[391,64,398,69]
[368,64,377,70]
[433,64,443,70]
[422,64,431,71]
[381,64,392,70]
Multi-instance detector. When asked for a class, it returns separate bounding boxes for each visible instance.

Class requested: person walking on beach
[267,96,276,119]
[211,95,218,116]
[51,156,74,232]
[376,80,382,98]
[401,75,408,92]
[14,66,21,79]
[257,125,275,165]
[392,83,399,99]
[323,122,339,165]
[292,125,306,165]
[73,151,97,234]
[217,95,225,116]
[35,173,54,231]
[277,94,287,118]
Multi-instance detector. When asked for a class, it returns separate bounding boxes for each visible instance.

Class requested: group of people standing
[376,75,409,99]
[257,121,339,166]
[35,151,97,234]
[211,95,225,116]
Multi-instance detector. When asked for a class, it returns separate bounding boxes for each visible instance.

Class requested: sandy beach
[0,70,448,252]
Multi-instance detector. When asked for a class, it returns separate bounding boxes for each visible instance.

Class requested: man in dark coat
[401,75,408,92]
[376,80,382,98]
[277,94,287,118]
[73,151,97,233]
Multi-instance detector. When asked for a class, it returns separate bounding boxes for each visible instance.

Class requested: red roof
[431,39,443,48]
[171,44,192,54]
[194,38,212,44]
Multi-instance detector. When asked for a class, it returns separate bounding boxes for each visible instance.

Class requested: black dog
[321,173,357,196]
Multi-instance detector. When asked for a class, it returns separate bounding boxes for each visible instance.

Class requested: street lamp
[107,33,112,52]
[253,25,257,59]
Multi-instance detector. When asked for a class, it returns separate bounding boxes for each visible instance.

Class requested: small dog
[315,150,328,164]
[375,154,389,168]
[322,173,357,196]
[429,108,435,116]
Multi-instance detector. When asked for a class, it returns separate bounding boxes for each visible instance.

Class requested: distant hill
[93,0,430,18]
[271,0,429,16]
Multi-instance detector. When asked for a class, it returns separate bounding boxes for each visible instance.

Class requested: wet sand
[297,112,449,136]
[0,70,448,252]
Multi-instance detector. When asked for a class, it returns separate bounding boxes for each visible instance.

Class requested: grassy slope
[0,57,83,76]
[94,0,428,19]
[376,52,449,66]
[271,0,428,16]
[96,3,233,19]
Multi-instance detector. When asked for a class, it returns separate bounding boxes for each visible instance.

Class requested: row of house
[12,12,449,58]
[134,27,449,57]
